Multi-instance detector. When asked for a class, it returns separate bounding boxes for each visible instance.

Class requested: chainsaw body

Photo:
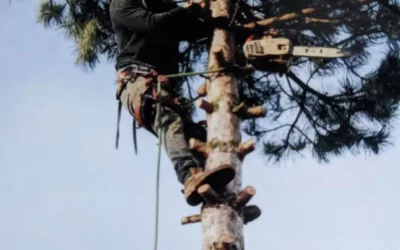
[243,36,350,63]
[243,37,291,63]
[240,36,351,74]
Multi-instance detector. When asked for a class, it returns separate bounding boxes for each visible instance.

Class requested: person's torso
[112,6,182,74]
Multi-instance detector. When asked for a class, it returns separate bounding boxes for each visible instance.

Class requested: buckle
[119,64,153,76]
[132,64,153,75]
[119,70,130,77]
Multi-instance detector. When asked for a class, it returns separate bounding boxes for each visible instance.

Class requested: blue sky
[1,1,399,250]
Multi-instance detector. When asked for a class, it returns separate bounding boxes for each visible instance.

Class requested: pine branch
[33,0,400,164]
[241,0,375,31]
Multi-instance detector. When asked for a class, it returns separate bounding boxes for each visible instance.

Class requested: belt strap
[133,119,138,154]
[115,100,122,150]
[119,63,155,76]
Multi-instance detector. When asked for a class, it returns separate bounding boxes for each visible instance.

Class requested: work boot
[183,164,235,206]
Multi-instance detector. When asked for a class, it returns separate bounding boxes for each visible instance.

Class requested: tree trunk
[201,0,245,248]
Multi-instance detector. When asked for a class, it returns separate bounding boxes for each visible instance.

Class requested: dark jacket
[109,0,210,74]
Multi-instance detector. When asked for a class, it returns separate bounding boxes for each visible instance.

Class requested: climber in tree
[109,0,236,206]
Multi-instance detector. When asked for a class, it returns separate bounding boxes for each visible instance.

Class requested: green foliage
[37,0,117,69]
[37,0,400,163]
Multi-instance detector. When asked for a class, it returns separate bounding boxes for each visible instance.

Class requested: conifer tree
[37,0,400,163]
[36,0,400,249]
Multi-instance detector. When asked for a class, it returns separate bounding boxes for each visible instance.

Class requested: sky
[0,1,399,250]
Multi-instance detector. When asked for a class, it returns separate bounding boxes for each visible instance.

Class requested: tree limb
[241,0,375,31]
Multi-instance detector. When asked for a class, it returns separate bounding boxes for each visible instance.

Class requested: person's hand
[183,0,206,9]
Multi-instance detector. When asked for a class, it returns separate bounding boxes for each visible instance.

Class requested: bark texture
[201,0,245,248]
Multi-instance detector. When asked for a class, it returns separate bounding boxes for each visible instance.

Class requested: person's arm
[110,0,194,32]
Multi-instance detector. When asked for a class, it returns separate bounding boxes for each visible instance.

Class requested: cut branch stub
[232,103,267,119]
[181,214,202,225]
[243,205,262,224]
[196,99,214,113]
[197,82,207,97]
[236,185,256,208]
[218,235,235,250]
[198,184,220,205]
[189,138,209,156]
[246,105,267,118]
[232,102,245,114]
[237,139,255,159]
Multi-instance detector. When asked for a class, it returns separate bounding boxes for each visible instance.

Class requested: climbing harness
[114,64,240,155]
[115,63,155,154]
[115,64,179,154]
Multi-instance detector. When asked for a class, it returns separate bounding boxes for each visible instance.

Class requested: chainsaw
[243,35,351,64]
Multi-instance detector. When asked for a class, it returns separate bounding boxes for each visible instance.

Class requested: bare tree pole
[186,0,261,248]
[200,20,244,250]
[181,0,264,248]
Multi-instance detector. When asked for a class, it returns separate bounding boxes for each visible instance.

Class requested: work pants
[117,74,207,184]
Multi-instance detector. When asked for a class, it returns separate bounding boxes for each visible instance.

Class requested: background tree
[37,0,400,163]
